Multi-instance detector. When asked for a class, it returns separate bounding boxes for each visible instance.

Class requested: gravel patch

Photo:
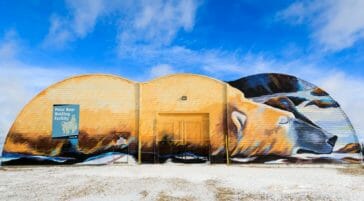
[0,165,363,201]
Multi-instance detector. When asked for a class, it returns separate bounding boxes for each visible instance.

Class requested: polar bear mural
[1,73,362,165]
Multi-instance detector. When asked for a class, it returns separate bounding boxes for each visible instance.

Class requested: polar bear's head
[229,94,337,157]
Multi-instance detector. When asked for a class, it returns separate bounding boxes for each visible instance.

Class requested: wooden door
[156,113,209,162]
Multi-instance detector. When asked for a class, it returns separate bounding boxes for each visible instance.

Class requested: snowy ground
[0,164,364,201]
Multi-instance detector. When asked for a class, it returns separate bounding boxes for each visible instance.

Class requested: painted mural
[228,73,362,163]
[1,75,139,165]
[1,73,362,165]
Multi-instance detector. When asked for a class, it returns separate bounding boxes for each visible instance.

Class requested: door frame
[154,112,211,163]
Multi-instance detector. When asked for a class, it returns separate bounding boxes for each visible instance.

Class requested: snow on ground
[0,164,364,201]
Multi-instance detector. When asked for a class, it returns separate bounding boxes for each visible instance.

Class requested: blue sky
[0,0,364,145]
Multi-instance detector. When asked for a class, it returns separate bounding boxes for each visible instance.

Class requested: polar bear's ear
[231,111,247,143]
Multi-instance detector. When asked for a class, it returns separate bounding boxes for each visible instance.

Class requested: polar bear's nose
[327,136,337,147]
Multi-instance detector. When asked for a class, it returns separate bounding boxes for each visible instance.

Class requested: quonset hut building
[1,73,362,165]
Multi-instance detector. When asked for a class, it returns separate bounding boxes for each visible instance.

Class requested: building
[1,73,362,165]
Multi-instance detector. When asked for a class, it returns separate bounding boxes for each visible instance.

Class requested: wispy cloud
[149,64,177,79]
[277,0,364,52]
[0,31,84,152]
[43,0,200,50]
[43,0,114,48]
[0,30,20,60]
[117,0,200,57]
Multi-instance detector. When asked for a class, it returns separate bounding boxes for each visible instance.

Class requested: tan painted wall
[4,74,138,155]
[139,74,228,154]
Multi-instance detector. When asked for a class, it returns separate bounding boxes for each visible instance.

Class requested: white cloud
[121,45,314,81]
[129,0,197,43]
[117,0,200,57]
[278,0,364,52]
[0,30,20,60]
[67,0,106,37]
[0,31,84,153]
[43,0,110,48]
[150,64,176,79]
[43,0,200,50]
[43,16,73,48]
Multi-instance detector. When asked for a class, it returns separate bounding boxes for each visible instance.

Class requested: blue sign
[52,104,80,138]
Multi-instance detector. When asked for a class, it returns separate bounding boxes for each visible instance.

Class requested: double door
[156,113,210,162]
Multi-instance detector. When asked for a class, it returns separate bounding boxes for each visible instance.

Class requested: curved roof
[228,73,362,154]
[146,73,227,85]
[5,74,137,138]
